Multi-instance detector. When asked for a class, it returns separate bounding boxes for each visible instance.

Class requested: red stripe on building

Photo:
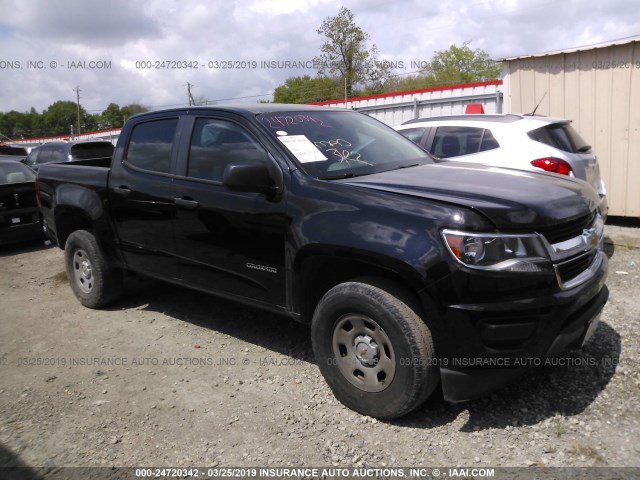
[308,80,503,106]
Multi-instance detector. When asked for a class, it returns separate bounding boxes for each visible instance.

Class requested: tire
[311,280,438,419]
[64,230,122,309]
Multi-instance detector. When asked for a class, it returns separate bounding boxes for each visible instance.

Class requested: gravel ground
[0,229,639,472]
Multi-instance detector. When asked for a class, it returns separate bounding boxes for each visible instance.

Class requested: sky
[0,0,637,120]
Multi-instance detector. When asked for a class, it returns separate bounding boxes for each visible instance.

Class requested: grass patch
[569,444,608,465]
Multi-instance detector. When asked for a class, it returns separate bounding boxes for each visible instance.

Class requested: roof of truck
[132,103,347,120]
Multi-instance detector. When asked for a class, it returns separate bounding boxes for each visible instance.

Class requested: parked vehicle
[37,105,608,419]
[0,144,28,162]
[396,114,608,219]
[24,140,114,172]
[0,159,42,245]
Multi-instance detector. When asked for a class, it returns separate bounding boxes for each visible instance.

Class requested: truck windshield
[257,110,432,178]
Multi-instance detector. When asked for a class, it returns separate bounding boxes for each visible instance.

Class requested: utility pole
[187,83,196,106]
[73,86,82,137]
[344,77,347,106]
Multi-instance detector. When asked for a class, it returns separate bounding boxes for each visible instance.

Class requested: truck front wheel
[64,230,122,309]
[311,280,438,419]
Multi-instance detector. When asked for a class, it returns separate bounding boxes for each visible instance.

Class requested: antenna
[527,92,547,116]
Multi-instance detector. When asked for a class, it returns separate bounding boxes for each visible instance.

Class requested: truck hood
[342,163,599,228]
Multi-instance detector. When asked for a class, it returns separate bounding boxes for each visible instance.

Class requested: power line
[3,65,471,119]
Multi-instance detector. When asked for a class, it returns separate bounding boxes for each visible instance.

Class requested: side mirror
[222,162,274,195]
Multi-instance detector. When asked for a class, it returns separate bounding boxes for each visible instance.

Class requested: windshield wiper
[317,172,358,180]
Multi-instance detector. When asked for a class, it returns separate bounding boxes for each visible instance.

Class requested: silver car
[396,114,608,219]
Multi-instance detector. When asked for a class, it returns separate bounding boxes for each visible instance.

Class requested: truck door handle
[113,186,131,197]
[174,197,199,209]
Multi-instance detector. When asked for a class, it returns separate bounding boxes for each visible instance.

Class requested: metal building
[501,36,640,217]
[309,80,503,126]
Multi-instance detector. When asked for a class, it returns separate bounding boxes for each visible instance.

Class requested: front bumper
[598,195,608,222]
[430,252,608,403]
[439,284,608,402]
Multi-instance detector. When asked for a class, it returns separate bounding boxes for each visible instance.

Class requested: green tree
[121,103,149,121]
[3,110,33,138]
[422,41,501,86]
[273,75,342,103]
[29,107,46,137]
[387,74,436,92]
[313,7,391,96]
[43,100,90,136]
[100,102,123,128]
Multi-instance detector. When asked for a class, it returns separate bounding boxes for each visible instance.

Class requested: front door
[170,116,287,307]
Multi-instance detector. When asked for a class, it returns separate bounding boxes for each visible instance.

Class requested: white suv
[396,114,608,219]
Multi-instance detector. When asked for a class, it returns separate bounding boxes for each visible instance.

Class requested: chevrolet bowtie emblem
[582,228,599,250]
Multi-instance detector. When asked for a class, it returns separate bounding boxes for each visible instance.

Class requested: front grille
[556,250,597,284]
[538,210,596,244]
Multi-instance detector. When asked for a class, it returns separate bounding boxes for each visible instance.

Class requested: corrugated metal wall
[502,41,640,217]
[311,80,503,126]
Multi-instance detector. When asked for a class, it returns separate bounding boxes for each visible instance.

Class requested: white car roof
[396,114,570,132]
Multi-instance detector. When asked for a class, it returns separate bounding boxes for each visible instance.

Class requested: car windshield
[257,110,432,178]
[0,162,35,184]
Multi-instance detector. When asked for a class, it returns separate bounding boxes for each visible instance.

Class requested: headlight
[441,230,552,273]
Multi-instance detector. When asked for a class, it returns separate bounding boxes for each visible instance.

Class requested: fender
[56,184,104,221]
[52,184,123,266]
[290,242,451,324]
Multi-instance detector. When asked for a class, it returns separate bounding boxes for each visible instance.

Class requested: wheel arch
[54,205,94,248]
[292,245,429,325]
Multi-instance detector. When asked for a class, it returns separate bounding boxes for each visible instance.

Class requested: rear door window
[35,147,54,165]
[125,118,178,174]
[430,126,500,158]
[48,146,68,163]
[527,123,591,153]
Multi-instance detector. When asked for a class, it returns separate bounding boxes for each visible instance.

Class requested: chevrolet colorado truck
[36,105,608,419]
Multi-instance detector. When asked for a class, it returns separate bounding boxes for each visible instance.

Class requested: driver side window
[188,118,268,183]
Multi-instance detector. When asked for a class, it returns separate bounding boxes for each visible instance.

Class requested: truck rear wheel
[64,230,122,309]
[311,280,438,419]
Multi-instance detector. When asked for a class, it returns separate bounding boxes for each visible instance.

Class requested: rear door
[170,114,288,307]
[109,116,182,279]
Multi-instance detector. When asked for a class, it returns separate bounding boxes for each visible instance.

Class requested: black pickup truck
[37,105,608,419]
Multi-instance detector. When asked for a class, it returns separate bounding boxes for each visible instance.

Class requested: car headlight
[441,230,552,273]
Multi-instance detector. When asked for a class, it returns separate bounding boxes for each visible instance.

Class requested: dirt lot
[1,229,639,473]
